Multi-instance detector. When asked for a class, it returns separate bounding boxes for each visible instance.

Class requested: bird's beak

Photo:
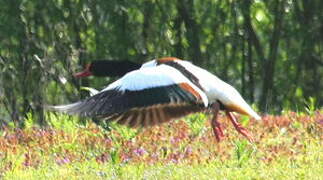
[73,64,93,78]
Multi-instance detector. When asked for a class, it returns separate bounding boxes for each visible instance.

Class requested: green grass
[3,150,322,180]
[0,110,322,179]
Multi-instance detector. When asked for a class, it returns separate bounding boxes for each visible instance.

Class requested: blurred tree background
[0,0,322,126]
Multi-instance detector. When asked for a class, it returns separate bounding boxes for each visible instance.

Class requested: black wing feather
[50,84,202,119]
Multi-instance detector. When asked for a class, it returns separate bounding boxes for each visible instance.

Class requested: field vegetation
[1,0,322,179]
[0,110,322,179]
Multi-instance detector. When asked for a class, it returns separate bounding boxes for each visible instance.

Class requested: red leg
[226,111,254,142]
[211,103,224,142]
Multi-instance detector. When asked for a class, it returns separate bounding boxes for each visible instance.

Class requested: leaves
[0,0,322,126]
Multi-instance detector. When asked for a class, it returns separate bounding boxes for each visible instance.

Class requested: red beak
[73,70,93,78]
[73,64,93,78]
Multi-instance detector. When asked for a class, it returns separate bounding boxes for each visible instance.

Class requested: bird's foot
[211,103,224,142]
[211,118,225,142]
[226,111,254,143]
[232,122,254,142]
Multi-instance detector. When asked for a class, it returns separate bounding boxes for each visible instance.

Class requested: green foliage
[109,122,139,141]
[304,97,317,116]
[184,113,207,136]
[24,112,35,129]
[0,0,322,125]
[239,115,250,127]
[46,112,79,132]
[109,149,121,165]
[233,140,256,167]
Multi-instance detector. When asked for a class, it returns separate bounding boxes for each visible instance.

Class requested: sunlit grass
[0,110,322,179]
[3,150,322,180]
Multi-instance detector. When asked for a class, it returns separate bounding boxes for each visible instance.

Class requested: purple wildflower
[56,157,71,165]
[133,147,147,156]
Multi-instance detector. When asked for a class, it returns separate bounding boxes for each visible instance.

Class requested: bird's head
[74,60,141,78]
[74,63,93,78]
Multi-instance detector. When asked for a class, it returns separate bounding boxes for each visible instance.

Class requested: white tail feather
[45,102,82,114]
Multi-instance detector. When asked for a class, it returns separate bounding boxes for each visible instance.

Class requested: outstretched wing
[50,65,208,127]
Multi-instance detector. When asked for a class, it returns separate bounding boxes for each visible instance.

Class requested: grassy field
[0,110,322,179]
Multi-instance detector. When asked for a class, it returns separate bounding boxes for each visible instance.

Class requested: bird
[51,57,261,142]
[73,60,141,78]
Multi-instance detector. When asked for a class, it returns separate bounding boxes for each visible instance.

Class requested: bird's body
[52,57,260,142]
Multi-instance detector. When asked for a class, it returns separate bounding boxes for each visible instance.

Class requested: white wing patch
[102,64,209,107]
[140,60,157,69]
[104,65,189,91]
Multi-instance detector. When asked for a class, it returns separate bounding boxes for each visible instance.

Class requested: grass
[0,110,322,179]
[4,156,322,180]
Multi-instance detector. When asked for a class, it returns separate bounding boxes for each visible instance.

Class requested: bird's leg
[211,103,224,142]
[226,111,254,142]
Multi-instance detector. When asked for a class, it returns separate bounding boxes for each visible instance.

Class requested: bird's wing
[50,65,208,127]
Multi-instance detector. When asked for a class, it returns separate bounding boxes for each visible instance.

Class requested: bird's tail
[45,102,83,115]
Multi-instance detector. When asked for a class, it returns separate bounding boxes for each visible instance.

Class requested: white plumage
[104,64,190,91]
[102,64,209,107]
[174,60,261,120]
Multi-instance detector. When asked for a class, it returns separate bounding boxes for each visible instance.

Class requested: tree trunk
[177,0,202,65]
[260,0,284,112]
[247,36,254,102]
